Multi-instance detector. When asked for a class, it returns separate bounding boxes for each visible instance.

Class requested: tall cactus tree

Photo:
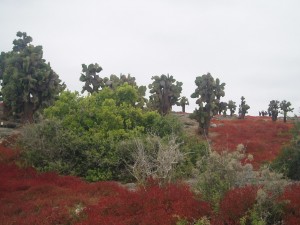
[268,100,280,122]
[238,96,250,119]
[105,74,148,108]
[214,78,226,114]
[227,100,237,116]
[0,32,65,122]
[280,100,293,123]
[177,96,189,113]
[104,74,136,89]
[80,70,147,108]
[148,74,182,115]
[218,102,228,116]
[191,73,225,135]
[80,63,105,94]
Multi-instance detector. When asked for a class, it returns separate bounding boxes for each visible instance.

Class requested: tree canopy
[0,31,65,122]
[238,96,250,119]
[177,96,189,113]
[191,73,225,135]
[80,63,104,94]
[280,100,293,123]
[80,65,147,108]
[227,100,237,117]
[148,74,182,115]
[108,74,147,107]
[268,100,280,122]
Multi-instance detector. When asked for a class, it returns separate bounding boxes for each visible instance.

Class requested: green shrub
[271,121,300,180]
[240,183,288,225]
[18,118,137,181]
[176,217,210,225]
[150,114,183,137]
[18,120,75,173]
[18,88,186,182]
[181,135,209,165]
[194,144,288,212]
[241,166,288,225]
[195,145,255,210]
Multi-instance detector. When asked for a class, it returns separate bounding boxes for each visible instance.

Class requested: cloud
[1,0,299,115]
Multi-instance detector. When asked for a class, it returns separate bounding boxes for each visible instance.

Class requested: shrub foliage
[18,87,187,182]
[271,121,300,180]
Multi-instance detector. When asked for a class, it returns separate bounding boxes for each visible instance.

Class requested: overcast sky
[1,0,299,115]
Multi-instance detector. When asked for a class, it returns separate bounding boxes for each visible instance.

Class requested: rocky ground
[0,122,21,144]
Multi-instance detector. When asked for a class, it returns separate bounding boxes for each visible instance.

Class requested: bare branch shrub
[129,134,184,186]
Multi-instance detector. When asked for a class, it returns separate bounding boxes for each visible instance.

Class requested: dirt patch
[174,113,199,137]
[208,131,219,138]
[0,127,21,145]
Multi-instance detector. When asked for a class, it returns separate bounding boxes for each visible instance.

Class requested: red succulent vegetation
[0,144,126,225]
[280,184,300,225]
[210,116,293,168]
[79,180,211,225]
[213,186,258,225]
[0,116,299,224]
[0,145,211,225]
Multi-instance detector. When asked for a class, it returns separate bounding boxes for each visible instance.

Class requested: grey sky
[1,0,299,115]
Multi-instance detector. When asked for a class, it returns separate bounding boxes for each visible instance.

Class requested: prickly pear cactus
[191,73,225,135]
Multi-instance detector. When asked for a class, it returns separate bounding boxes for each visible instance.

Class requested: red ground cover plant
[212,186,258,225]
[0,115,297,225]
[1,146,212,225]
[78,180,212,225]
[280,184,300,224]
[0,144,19,163]
[210,116,293,168]
[0,145,126,225]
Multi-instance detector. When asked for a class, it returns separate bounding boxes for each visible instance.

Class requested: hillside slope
[177,113,293,168]
[0,116,298,224]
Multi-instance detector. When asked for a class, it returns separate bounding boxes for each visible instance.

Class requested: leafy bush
[175,135,209,179]
[194,144,288,214]
[150,113,184,137]
[176,217,210,225]
[233,165,288,225]
[18,118,139,181]
[271,121,300,180]
[18,88,186,182]
[181,135,209,164]
[245,188,286,225]
[195,145,256,209]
